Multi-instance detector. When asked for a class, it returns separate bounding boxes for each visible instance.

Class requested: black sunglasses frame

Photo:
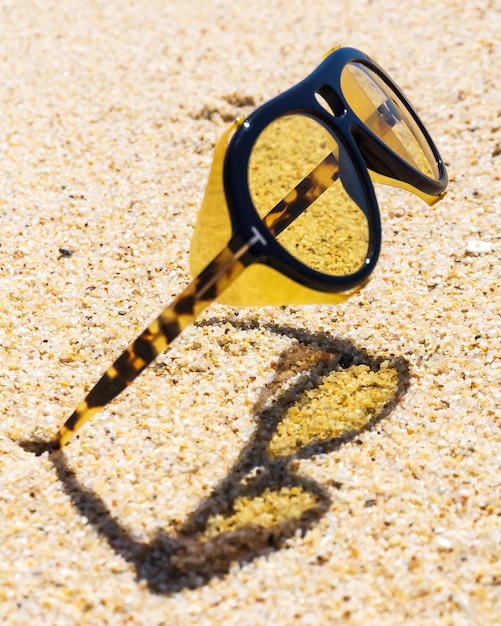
[222,46,447,294]
[42,46,448,452]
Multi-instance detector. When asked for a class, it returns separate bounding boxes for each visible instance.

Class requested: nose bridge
[315,83,347,118]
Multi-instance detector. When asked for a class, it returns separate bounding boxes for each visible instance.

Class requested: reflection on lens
[248,115,369,278]
[341,62,439,180]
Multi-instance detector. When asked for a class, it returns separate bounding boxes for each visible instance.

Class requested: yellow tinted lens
[341,62,439,179]
[248,115,369,277]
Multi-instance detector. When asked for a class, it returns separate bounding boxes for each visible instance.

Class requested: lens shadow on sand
[29,320,409,594]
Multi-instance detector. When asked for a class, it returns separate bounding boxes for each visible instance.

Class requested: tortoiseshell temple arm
[263,153,340,237]
[48,151,342,451]
[48,246,247,451]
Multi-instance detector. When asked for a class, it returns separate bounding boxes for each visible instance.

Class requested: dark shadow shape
[23,322,410,594]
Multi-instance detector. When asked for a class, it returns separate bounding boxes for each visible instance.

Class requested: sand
[0,1,500,624]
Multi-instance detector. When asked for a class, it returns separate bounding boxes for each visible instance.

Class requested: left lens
[248,114,370,278]
[341,62,440,180]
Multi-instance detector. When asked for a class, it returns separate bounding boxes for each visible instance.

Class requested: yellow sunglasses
[44,46,447,452]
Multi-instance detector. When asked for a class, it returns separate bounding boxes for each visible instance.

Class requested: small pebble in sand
[465,240,493,254]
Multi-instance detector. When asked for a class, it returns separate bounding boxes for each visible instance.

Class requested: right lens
[248,114,370,278]
[341,62,440,180]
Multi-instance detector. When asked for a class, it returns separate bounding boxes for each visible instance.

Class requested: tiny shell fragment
[466,240,493,254]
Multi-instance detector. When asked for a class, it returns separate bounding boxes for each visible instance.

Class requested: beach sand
[0,1,500,624]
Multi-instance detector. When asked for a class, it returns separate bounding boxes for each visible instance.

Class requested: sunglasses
[47,46,447,451]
